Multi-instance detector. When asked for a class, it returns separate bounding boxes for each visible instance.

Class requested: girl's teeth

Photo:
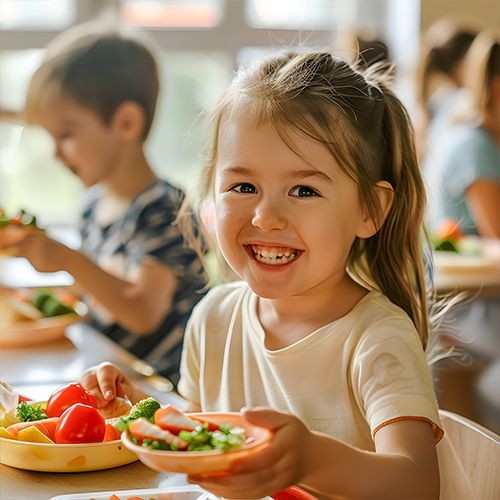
[251,246,298,265]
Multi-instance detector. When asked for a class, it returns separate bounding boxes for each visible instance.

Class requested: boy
[0,26,207,385]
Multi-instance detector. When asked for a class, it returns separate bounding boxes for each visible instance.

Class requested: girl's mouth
[248,244,301,265]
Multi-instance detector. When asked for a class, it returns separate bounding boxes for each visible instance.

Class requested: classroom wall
[421,0,500,31]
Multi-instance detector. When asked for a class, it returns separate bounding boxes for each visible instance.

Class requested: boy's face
[213,114,366,301]
[38,96,122,187]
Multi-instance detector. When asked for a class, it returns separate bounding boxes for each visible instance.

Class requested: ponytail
[349,81,430,349]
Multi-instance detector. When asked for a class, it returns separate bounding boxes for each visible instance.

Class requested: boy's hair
[25,27,159,140]
[463,30,500,117]
[182,51,431,349]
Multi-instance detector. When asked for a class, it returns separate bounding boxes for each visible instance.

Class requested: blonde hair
[182,51,431,349]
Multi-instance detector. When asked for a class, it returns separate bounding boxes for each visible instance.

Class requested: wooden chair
[437,409,500,499]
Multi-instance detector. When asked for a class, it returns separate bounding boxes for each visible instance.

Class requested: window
[121,0,223,28]
[0,0,75,30]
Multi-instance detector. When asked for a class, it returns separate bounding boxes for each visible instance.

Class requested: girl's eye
[289,185,319,197]
[230,183,257,194]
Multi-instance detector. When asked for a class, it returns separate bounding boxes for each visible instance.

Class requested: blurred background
[0,0,497,227]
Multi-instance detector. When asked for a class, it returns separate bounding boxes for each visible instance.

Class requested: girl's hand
[0,227,69,273]
[188,408,311,499]
[80,362,147,408]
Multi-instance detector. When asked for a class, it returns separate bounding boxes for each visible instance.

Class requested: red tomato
[55,403,105,444]
[46,382,97,418]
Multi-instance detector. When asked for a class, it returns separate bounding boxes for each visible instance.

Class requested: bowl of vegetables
[0,382,141,472]
[121,405,272,476]
[0,289,86,348]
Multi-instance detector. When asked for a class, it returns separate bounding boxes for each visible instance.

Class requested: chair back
[437,409,500,499]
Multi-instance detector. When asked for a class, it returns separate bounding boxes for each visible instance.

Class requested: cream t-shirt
[178,281,443,451]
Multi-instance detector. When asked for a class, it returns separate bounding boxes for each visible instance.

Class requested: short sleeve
[446,130,500,199]
[177,305,202,405]
[351,317,443,443]
[127,194,204,279]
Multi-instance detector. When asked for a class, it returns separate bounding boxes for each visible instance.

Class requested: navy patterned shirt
[80,179,207,385]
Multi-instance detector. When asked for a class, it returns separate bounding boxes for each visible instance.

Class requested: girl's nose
[251,200,288,231]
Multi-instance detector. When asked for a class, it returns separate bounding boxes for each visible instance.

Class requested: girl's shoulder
[189,281,250,324]
[350,291,423,350]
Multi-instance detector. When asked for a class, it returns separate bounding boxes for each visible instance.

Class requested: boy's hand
[80,362,147,408]
[188,408,311,498]
[0,226,68,273]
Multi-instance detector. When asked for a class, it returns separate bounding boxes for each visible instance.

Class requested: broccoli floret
[114,396,161,432]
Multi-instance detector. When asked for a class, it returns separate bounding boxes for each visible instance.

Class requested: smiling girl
[83,52,443,498]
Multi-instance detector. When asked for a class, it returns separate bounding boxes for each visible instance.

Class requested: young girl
[81,51,443,498]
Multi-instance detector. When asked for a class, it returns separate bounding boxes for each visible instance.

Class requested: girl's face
[214,113,367,300]
[39,96,122,187]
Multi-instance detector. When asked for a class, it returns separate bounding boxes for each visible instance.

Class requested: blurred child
[0,26,207,385]
[424,30,500,433]
[80,51,442,498]
[425,30,499,237]
[416,18,477,157]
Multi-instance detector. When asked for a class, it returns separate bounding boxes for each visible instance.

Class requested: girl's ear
[356,180,394,239]
[111,101,145,141]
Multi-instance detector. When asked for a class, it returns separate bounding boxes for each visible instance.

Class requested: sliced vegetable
[17,426,55,444]
[103,419,120,441]
[46,382,97,418]
[128,418,188,450]
[0,426,16,440]
[7,417,59,440]
[55,403,105,444]
[154,405,199,434]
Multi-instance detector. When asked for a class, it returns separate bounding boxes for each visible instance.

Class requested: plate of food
[0,382,139,472]
[121,405,272,476]
[0,289,86,348]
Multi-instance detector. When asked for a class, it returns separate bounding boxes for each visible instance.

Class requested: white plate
[50,485,273,499]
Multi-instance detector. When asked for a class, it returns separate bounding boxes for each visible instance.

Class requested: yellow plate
[0,313,82,348]
[0,437,138,472]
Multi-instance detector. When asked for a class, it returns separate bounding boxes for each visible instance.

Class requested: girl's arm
[0,228,177,334]
[466,179,500,237]
[302,419,439,498]
[191,409,439,499]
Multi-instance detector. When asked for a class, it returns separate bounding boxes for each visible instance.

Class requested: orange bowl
[121,412,272,476]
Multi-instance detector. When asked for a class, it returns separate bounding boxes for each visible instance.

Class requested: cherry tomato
[55,403,105,444]
[46,382,97,418]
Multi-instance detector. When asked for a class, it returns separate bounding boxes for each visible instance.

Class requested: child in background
[425,30,500,237]
[81,51,442,498]
[415,18,477,159]
[424,31,500,433]
[0,26,207,385]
